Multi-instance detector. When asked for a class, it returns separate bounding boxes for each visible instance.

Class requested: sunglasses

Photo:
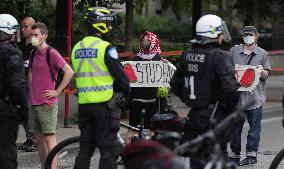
[242,33,255,36]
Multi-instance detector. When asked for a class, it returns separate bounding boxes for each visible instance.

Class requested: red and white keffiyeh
[137,31,161,60]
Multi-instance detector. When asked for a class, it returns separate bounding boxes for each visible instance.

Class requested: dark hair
[32,22,48,35]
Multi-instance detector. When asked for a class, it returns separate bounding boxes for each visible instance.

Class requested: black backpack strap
[246,53,255,65]
[46,46,56,82]
[30,49,36,68]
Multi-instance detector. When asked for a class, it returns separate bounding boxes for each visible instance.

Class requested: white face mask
[243,36,255,45]
[31,36,41,47]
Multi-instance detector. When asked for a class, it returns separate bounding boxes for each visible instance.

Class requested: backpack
[30,46,64,89]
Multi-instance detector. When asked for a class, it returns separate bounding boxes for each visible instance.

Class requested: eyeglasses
[242,33,255,36]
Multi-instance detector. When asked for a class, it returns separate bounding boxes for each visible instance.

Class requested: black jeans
[23,121,36,143]
[129,100,159,129]
[74,103,121,169]
[0,119,19,169]
[185,108,228,169]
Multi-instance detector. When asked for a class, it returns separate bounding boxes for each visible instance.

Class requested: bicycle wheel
[44,136,100,169]
[269,148,284,169]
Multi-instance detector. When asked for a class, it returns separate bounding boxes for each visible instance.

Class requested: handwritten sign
[235,65,261,93]
[122,61,176,87]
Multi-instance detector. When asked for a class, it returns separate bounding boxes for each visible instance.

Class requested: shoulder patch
[10,54,20,65]
[108,48,118,59]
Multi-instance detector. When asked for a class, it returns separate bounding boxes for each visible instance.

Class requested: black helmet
[84,7,121,34]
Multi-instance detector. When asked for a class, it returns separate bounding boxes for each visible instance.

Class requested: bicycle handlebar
[174,110,243,154]
[120,122,141,132]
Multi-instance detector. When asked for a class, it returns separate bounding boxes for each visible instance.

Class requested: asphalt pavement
[16,75,284,169]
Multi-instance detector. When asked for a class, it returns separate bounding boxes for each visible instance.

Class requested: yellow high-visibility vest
[71,36,114,104]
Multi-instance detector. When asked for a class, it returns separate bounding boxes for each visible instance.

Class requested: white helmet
[196,14,231,42]
[0,14,19,35]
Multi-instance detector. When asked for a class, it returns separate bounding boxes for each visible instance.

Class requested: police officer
[0,14,29,169]
[71,7,130,169]
[170,14,240,169]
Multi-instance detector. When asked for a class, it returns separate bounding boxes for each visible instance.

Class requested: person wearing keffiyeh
[125,31,167,144]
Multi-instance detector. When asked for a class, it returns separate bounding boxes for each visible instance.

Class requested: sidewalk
[16,100,283,169]
[16,77,283,169]
[16,100,283,144]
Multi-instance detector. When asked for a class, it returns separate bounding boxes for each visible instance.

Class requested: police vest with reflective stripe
[71,36,114,104]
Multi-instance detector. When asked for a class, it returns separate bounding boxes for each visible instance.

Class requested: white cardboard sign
[122,61,176,87]
[235,65,261,92]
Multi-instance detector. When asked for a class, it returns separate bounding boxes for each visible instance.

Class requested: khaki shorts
[29,103,58,134]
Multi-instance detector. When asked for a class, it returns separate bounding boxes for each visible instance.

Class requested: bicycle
[172,109,245,169]
[268,104,284,169]
[44,121,147,169]
[45,108,182,169]
[269,148,284,169]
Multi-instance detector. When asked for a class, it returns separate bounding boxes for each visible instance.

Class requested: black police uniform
[170,42,240,169]
[0,41,29,169]
[129,54,161,129]
[17,41,37,149]
[74,39,130,169]
[17,41,34,74]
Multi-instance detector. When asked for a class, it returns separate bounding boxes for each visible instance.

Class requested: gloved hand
[119,94,132,110]
[108,92,125,110]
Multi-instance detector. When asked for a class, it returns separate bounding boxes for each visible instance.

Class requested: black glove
[119,94,132,110]
[108,92,125,110]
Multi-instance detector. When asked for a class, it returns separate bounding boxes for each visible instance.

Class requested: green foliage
[114,13,192,52]
[134,0,148,15]
[230,0,284,24]
[160,0,192,20]
[119,13,192,35]
[0,0,33,19]
[30,2,56,36]
[0,0,56,35]
[76,0,126,9]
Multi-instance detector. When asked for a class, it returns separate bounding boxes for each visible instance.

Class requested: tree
[54,0,68,54]
[230,0,280,27]
[160,0,192,20]
[0,0,33,20]
[192,0,202,38]
[125,0,134,51]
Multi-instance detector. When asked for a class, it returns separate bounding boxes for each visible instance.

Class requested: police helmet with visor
[196,14,231,42]
[0,14,19,41]
[83,7,121,34]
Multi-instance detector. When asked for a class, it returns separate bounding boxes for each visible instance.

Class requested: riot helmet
[0,14,19,41]
[196,14,231,42]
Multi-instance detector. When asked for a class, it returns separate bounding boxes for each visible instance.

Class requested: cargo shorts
[29,103,58,134]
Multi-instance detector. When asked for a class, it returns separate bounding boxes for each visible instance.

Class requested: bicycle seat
[149,110,181,131]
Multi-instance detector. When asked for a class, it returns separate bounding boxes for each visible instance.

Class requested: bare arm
[56,64,74,93]
[42,63,74,99]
